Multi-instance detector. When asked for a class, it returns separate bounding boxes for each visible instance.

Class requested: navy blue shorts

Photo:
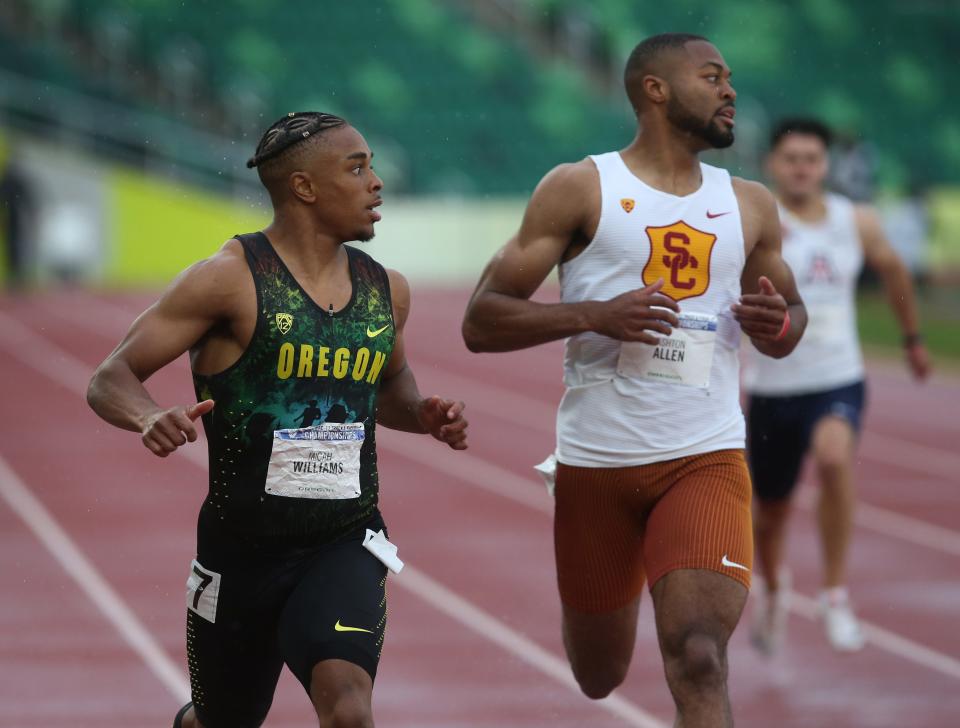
[747,380,866,502]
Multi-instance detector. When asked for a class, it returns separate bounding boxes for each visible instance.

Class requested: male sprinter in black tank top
[87,112,469,728]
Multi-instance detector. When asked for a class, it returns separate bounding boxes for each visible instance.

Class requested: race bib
[265,422,364,500]
[616,312,717,389]
[186,559,221,624]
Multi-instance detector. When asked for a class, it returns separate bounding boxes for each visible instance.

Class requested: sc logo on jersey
[642,221,717,301]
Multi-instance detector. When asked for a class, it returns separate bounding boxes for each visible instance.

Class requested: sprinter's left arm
[375,269,468,449]
[732,178,807,359]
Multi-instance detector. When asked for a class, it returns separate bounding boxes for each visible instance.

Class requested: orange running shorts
[554,449,753,613]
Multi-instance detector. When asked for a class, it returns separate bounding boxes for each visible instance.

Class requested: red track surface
[1,287,958,727]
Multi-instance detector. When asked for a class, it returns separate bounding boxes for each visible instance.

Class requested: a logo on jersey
[805,253,837,284]
[642,221,717,301]
[620,198,635,213]
[275,313,293,335]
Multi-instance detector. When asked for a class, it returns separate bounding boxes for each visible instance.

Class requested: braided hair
[247,112,348,196]
[247,111,347,168]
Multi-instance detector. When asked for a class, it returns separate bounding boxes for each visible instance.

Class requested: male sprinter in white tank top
[463,34,806,727]
[746,119,930,655]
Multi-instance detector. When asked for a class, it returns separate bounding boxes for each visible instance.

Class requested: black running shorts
[184,522,389,728]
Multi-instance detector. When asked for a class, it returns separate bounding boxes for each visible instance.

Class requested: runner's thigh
[279,539,388,691]
[185,556,287,728]
[643,450,753,590]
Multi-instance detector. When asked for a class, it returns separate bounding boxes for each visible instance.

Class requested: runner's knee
[312,687,373,728]
[812,420,854,478]
[328,695,373,728]
[663,631,726,689]
[310,664,373,728]
[815,447,850,483]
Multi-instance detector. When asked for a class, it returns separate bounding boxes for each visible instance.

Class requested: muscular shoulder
[539,158,598,193]
[732,177,778,216]
[385,268,411,329]
[194,238,248,283]
[522,158,599,239]
[732,177,779,249]
[535,159,597,205]
[159,238,251,318]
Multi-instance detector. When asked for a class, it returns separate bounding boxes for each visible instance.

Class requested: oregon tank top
[193,232,395,548]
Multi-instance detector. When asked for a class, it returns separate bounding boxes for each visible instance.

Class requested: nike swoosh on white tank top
[555,152,746,468]
[743,193,864,396]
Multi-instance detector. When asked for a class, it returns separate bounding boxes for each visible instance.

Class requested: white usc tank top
[556,152,746,467]
[744,193,864,396]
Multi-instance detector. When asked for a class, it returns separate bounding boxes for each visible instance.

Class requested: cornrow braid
[246,111,347,168]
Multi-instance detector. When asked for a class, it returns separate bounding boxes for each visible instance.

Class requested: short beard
[666,95,735,149]
[356,228,375,243]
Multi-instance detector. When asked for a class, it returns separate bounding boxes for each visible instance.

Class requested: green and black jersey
[193,232,395,550]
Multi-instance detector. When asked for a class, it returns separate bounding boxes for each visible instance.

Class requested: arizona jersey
[745,193,863,395]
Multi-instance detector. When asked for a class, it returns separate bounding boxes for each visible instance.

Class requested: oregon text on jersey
[276,343,388,383]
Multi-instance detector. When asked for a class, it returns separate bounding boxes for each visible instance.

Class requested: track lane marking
[0,310,665,728]
[0,454,191,702]
[9,300,960,684]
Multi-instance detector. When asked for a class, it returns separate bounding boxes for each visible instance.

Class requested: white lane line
[419,366,960,483]
[0,454,191,702]
[788,591,960,680]
[409,367,960,559]
[173,395,665,723]
[18,298,960,677]
[397,566,666,728]
[794,487,960,557]
[0,311,662,728]
[410,370,960,668]
[374,432,960,680]
[413,367,557,433]
[0,310,93,393]
[184,444,665,726]
[380,428,553,515]
[9,302,960,677]
[858,431,960,482]
[56,291,960,474]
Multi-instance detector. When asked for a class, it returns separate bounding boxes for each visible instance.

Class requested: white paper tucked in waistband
[362,529,404,574]
[534,453,558,497]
